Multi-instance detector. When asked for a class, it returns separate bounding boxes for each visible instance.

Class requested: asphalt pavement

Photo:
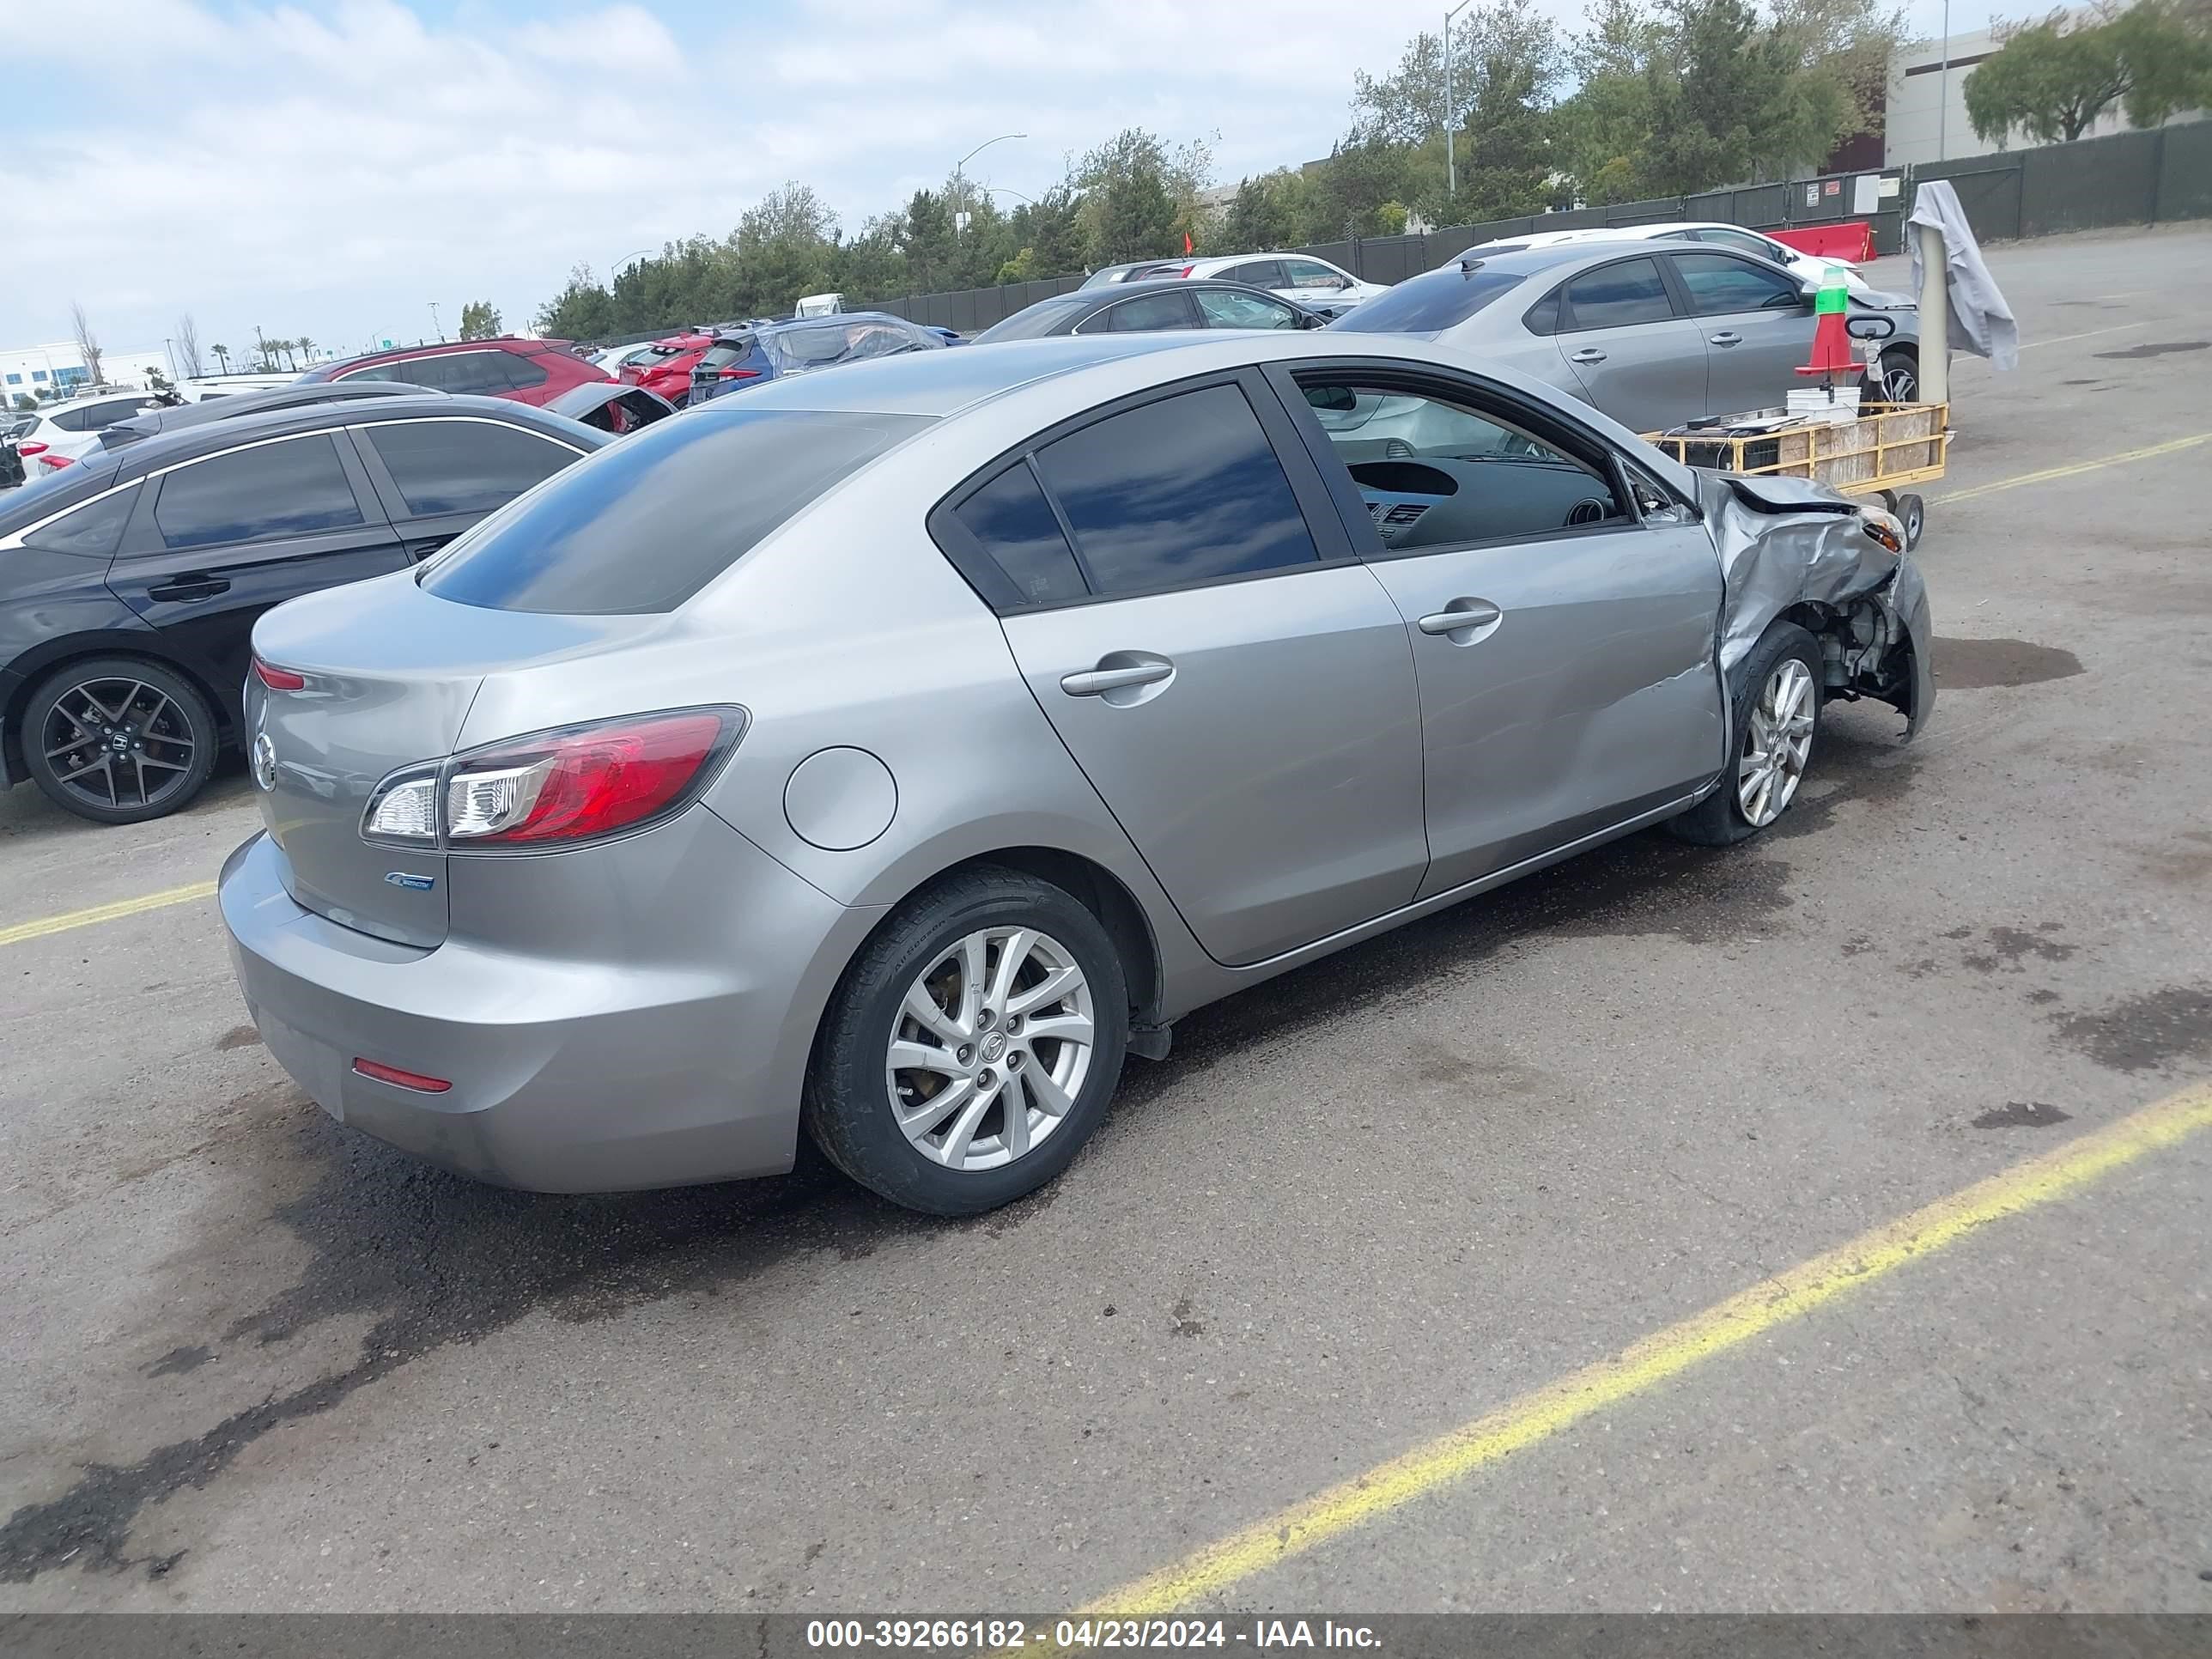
[2,224,2209,1615]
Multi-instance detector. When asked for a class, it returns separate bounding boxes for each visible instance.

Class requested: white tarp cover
[1908,180,2021,371]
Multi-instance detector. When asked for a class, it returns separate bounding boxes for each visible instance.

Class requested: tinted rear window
[22,482,140,556]
[1328,266,1525,335]
[1033,383,1317,598]
[418,406,931,615]
[974,298,1092,342]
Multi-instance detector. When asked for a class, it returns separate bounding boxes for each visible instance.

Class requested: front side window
[1701,228,1781,259]
[1561,258,1675,329]
[362,419,576,517]
[1285,259,1351,291]
[1672,252,1803,314]
[1033,383,1317,598]
[419,406,930,614]
[1297,376,1628,552]
[1196,289,1301,330]
[152,435,367,550]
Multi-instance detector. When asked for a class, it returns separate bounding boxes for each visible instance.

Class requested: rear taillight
[362,708,744,850]
[17,441,46,456]
[252,657,306,690]
[716,366,761,380]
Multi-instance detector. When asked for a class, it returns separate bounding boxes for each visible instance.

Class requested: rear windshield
[973,297,1091,342]
[418,406,932,615]
[1328,265,1526,335]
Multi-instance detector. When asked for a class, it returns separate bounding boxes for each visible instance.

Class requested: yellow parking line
[1079,1080,2212,1615]
[0,880,216,949]
[1933,432,2212,505]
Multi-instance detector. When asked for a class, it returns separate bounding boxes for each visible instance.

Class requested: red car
[618,333,714,406]
[297,337,609,407]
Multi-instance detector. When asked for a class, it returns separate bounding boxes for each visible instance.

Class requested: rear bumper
[220,818,875,1192]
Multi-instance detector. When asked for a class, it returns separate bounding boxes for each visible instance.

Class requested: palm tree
[295,335,316,365]
[211,343,231,374]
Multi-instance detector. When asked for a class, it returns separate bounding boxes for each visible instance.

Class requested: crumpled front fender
[1696,470,1933,738]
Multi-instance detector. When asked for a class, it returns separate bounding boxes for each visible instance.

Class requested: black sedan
[973,277,1330,343]
[0,388,611,823]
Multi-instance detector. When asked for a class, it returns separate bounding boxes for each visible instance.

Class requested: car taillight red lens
[716,366,760,380]
[444,709,738,846]
[17,441,46,456]
[252,657,307,690]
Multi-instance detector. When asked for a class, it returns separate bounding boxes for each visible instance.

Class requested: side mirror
[1299,311,1328,330]
[1797,281,1820,308]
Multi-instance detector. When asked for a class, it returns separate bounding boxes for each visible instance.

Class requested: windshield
[419,405,932,615]
[1328,266,1527,336]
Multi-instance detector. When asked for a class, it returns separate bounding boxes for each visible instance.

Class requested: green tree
[2114,0,2212,125]
[1076,130,1188,264]
[10,393,32,412]
[1219,174,1302,251]
[1966,10,2132,143]
[535,263,619,340]
[457,301,502,340]
[210,343,231,374]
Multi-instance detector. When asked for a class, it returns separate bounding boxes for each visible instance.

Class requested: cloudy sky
[3,0,1958,361]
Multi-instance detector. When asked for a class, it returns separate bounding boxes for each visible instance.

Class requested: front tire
[21,657,218,824]
[805,866,1129,1216]
[1871,346,1918,405]
[1667,623,1824,847]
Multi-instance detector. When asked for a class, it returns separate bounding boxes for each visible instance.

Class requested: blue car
[687,312,952,404]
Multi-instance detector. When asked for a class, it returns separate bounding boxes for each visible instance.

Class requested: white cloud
[0,0,1475,354]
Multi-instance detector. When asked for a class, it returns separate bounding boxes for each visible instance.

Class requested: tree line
[539,0,1930,340]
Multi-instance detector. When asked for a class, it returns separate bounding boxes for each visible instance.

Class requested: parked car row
[0,386,617,823]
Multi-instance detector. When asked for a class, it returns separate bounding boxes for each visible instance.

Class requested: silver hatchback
[222,333,1932,1215]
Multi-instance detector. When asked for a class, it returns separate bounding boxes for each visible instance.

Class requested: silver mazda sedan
[222,332,1932,1215]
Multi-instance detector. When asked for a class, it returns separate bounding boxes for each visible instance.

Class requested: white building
[2,339,179,406]
[1886,20,2140,167]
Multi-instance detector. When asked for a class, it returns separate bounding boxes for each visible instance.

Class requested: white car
[1449,222,1881,300]
[9,387,165,481]
[1148,252,1389,311]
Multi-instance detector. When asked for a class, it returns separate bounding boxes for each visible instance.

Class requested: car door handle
[1569,347,1607,363]
[146,575,230,602]
[1418,600,1504,637]
[1060,660,1174,697]
[1709,331,1742,346]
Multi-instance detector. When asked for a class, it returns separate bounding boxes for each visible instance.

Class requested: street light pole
[428,301,443,343]
[951,132,1025,234]
[1936,0,1951,162]
[1444,0,1474,202]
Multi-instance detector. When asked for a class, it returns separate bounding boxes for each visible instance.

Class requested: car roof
[88,393,601,477]
[100,381,434,447]
[733,332,1232,416]
[313,336,562,374]
[1435,241,1649,279]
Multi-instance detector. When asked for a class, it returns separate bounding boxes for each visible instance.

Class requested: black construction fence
[592,120,2208,344]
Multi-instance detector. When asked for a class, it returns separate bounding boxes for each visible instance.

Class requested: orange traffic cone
[1796,264,1856,381]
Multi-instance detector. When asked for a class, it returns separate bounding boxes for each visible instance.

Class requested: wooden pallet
[1642,401,1950,497]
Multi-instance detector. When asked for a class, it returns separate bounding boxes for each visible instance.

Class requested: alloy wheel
[1881,357,1918,404]
[885,926,1096,1172]
[39,677,200,813]
[1737,658,1815,827]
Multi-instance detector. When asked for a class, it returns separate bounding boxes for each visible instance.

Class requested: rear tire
[805,866,1129,1216]
[1666,623,1824,847]
[21,657,218,825]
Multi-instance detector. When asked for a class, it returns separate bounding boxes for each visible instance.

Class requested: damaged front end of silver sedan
[1698,470,1934,740]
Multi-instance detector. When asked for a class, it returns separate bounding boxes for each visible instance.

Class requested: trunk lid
[247,571,655,947]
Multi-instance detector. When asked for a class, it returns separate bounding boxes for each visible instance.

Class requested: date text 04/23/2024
[804,1620,1383,1650]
